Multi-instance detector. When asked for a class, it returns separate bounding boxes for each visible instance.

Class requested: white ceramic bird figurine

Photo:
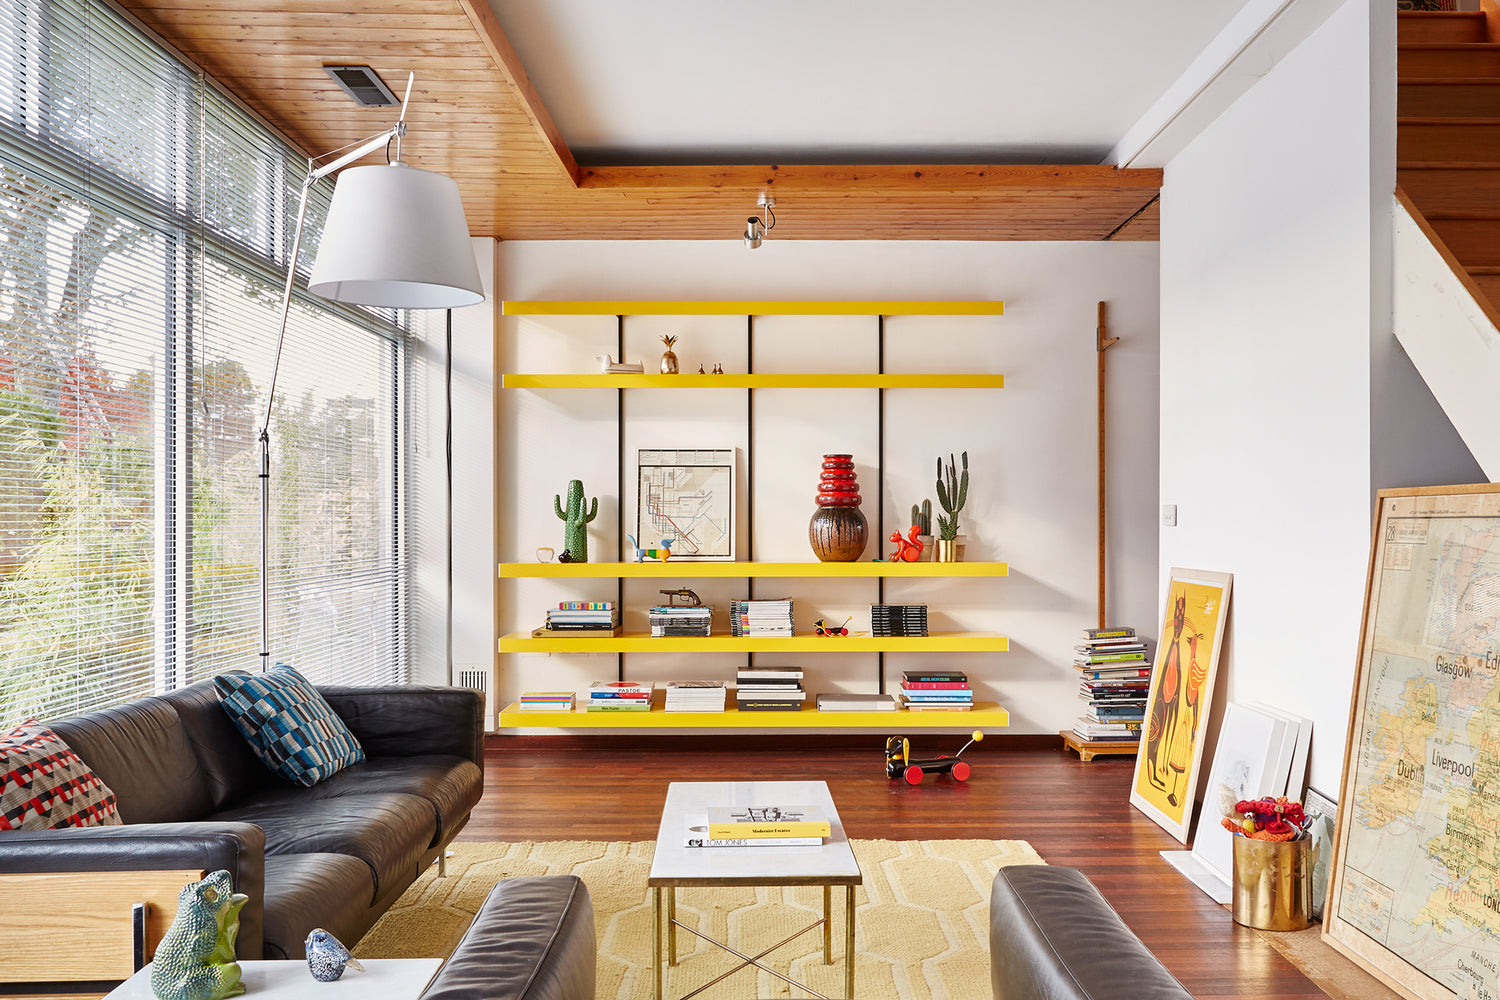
[304,928,364,982]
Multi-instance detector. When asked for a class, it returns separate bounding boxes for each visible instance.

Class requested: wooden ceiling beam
[452,0,580,185]
[580,163,1162,194]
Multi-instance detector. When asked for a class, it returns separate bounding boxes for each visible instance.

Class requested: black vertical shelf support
[746,314,755,673]
[877,313,886,694]
[616,314,625,682]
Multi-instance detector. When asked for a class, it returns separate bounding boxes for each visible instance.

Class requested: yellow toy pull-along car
[885,730,983,785]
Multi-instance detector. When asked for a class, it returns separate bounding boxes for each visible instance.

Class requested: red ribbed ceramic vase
[809,454,867,561]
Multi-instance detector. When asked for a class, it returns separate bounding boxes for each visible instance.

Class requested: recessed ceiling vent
[323,65,399,107]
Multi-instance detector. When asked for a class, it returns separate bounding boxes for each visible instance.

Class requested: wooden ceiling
[117,0,1162,242]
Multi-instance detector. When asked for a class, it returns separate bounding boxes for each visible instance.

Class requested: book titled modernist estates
[706,805,831,840]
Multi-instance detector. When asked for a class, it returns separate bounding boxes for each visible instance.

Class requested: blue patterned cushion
[214,665,364,787]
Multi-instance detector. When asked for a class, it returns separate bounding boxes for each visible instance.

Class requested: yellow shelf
[500,300,1004,317]
[500,561,1009,578]
[499,631,1008,653]
[501,373,1004,390]
[500,696,1009,729]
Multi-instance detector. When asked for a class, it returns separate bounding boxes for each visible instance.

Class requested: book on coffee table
[684,817,822,847]
[706,804,831,839]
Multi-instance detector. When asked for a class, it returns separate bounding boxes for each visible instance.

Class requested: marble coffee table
[649,780,861,1000]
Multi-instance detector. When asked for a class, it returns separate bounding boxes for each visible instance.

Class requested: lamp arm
[257,71,419,669]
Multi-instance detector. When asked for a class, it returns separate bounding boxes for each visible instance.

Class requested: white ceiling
[490,0,1254,165]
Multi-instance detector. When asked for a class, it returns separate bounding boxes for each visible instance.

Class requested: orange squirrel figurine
[888,525,925,562]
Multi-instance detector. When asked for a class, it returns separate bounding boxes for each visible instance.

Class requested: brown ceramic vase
[809,505,868,561]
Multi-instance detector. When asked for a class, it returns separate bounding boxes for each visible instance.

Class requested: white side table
[106,959,443,1000]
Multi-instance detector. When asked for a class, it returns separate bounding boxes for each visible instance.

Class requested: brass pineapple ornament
[660,335,679,374]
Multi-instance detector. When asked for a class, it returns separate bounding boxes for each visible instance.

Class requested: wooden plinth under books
[1060,730,1139,762]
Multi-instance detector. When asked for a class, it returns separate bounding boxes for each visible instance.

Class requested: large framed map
[1326,484,1500,1000]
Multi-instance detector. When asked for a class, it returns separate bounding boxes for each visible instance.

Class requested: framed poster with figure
[1129,567,1234,843]
[1324,484,1500,1000]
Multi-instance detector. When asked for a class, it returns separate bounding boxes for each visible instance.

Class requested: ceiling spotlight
[743,195,775,249]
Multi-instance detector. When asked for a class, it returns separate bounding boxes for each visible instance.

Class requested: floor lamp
[258,73,484,671]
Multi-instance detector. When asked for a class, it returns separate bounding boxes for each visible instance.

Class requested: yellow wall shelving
[499,632,1009,654]
[499,693,1010,729]
[499,561,1009,579]
[498,299,1010,733]
[501,300,1004,316]
[501,373,1005,390]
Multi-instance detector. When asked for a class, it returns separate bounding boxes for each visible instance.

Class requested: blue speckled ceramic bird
[305,928,364,982]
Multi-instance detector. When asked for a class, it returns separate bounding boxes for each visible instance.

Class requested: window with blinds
[0,0,421,723]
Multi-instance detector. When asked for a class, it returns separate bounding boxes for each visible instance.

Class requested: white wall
[491,240,1160,733]
[409,238,496,694]
[1160,0,1372,796]
[1158,0,1478,796]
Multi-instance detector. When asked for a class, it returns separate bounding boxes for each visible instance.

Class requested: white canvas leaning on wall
[1161,701,1309,903]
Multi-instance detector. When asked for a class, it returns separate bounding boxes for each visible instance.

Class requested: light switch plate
[1162,504,1177,527]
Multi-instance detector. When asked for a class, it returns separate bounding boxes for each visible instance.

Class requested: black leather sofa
[0,675,485,962]
[990,865,1194,1000]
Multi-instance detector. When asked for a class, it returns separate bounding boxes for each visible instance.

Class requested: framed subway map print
[636,448,735,560]
[1325,484,1500,1000]
[1130,567,1233,843]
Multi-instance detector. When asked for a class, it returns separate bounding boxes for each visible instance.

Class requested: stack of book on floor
[735,666,805,711]
[1072,626,1151,743]
[649,604,714,637]
[815,691,896,711]
[729,598,794,637]
[871,604,929,637]
[664,680,727,712]
[584,679,653,712]
[899,669,972,710]
[517,691,575,712]
[684,804,831,848]
[535,601,620,637]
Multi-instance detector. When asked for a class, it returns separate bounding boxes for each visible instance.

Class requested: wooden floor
[463,739,1331,1000]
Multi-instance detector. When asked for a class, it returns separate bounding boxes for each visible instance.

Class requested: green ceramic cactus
[554,479,599,562]
[936,452,968,540]
[150,870,248,1000]
[910,499,932,535]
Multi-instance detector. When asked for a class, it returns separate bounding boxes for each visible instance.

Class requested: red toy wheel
[904,765,924,786]
[951,760,971,782]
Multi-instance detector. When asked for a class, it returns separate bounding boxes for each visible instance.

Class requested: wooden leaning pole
[1063,302,1132,761]
[1096,301,1118,629]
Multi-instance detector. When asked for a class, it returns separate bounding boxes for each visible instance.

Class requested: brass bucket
[1231,835,1315,931]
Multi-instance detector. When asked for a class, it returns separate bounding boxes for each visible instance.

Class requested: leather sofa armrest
[0,821,267,960]
[420,875,595,1000]
[319,686,484,765]
[990,865,1194,1000]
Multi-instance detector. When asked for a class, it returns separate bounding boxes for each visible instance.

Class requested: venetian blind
[0,0,417,723]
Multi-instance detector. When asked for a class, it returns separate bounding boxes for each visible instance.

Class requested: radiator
[456,665,494,732]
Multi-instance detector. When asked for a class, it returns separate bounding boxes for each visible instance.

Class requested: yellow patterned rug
[356,839,1043,1000]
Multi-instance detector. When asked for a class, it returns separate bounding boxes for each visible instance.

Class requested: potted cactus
[910,498,934,561]
[935,452,968,563]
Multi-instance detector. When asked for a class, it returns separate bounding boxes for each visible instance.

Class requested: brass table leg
[668,887,678,965]
[822,885,832,963]
[653,886,663,1000]
[845,885,856,998]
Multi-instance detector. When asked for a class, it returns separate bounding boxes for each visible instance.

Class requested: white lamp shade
[308,162,485,309]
